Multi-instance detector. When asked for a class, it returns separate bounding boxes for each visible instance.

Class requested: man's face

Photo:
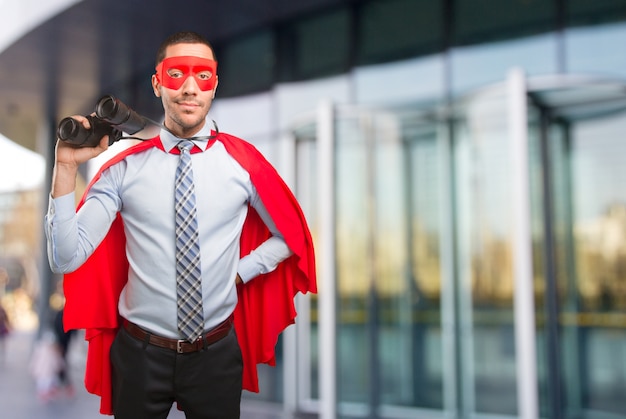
[151,43,218,138]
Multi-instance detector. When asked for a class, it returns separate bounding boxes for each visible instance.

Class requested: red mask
[155,56,218,91]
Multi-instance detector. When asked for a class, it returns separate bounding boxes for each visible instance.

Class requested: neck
[163,123,203,139]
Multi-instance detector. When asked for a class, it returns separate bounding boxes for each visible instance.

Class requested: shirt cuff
[237,255,257,283]
[49,192,77,221]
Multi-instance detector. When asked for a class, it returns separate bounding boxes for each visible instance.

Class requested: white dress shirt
[45,119,292,338]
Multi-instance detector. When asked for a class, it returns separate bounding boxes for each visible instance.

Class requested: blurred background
[1,1,626,418]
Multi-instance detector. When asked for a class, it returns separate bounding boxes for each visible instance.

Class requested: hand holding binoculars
[57,95,147,147]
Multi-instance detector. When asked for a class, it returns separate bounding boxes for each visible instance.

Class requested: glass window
[453,0,556,46]
[354,55,446,106]
[291,8,351,80]
[536,105,626,419]
[567,115,626,417]
[216,30,274,97]
[356,0,444,65]
[453,88,519,416]
[450,34,558,94]
[567,0,626,27]
[333,107,446,416]
[397,118,445,410]
[294,127,319,401]
[566,22,626,78]
[334,113,370,409]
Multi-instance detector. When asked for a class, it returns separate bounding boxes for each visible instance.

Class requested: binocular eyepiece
[57,95,147,147]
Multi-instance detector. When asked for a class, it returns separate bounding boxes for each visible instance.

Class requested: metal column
[508,68,539,419]
[317,99,337,419]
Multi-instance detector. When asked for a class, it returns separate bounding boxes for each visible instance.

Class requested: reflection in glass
[333,109,444,416]
[294,124,320,402]
[564,115,626,417]
[292,78,626,419]
[454,89,518,416]
[566,23,626,78]
[450,34,557,95]
[528,97,626,418]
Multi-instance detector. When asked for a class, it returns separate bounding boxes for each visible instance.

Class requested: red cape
[62,134,316,415]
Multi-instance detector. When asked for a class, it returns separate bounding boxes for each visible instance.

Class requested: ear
[151,74,161,97]
[212,77,219,99]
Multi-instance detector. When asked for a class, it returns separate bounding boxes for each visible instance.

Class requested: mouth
[177,101,201,111]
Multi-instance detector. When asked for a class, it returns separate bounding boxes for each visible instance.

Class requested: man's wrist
[51,162,79,198]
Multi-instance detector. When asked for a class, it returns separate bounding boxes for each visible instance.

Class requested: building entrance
[288,73,626,419]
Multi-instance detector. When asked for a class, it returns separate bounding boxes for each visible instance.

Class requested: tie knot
[177,140,194,153]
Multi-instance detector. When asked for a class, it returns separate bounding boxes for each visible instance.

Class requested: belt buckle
[176,339,185,353]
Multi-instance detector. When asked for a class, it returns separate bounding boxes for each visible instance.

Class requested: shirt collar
[159,117,216,153]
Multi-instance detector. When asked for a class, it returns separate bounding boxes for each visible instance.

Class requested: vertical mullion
[508,68,539,419]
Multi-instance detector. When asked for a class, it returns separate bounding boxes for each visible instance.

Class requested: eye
[167,69,184,79]
[196,71,213,80]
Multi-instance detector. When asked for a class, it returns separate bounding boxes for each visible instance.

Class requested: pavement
[0,330,291,419]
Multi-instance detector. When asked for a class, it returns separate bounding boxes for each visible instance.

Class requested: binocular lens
[95,95,146,135]
[57,117,80,142]
[96,95,120,123]
[57,115,120,147]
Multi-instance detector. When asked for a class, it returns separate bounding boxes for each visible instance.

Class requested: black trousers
[110,325,243,419]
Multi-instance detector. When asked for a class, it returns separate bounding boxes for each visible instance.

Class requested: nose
[181,75,199,94]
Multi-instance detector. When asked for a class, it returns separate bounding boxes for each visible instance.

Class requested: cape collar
[159,118,218,154]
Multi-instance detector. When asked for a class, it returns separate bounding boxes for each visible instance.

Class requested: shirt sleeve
[237,184,294,283]
[44,168,122,274]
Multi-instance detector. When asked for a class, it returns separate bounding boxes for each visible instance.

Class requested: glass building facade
[207,1,626,418]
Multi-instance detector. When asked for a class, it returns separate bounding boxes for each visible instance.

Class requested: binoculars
[57,95,147,147]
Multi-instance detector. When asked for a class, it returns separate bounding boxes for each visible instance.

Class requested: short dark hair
[155,31,215,66]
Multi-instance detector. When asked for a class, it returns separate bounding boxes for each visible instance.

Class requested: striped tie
[175,140,203,342]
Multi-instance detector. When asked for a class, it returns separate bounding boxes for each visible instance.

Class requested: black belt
[123,315,233,353]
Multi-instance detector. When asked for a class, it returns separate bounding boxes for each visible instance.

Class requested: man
[45,31,316,418]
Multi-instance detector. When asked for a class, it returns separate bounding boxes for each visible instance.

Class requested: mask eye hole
[196,71,213,80]
[167,68,185,79]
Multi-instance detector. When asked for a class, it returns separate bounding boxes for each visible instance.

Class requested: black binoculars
[57,95,147,147]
